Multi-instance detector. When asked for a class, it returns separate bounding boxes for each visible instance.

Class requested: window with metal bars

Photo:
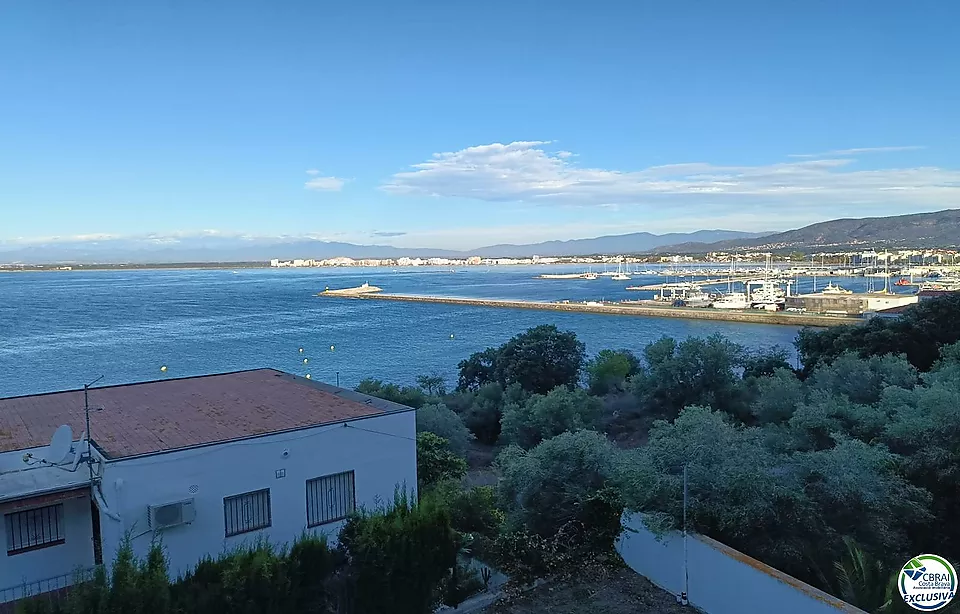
[5,504,65,555]
[306,471,355,527]
[223,489,271,537]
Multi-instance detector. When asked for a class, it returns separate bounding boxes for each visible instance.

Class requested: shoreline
[0,262,271,273]
[321,293,860,327]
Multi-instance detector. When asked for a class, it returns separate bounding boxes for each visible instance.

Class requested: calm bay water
[0,265,897,397]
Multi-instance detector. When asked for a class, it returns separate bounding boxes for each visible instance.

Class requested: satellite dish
[47,425,74,464]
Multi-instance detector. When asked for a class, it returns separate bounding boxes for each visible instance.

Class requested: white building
[0,369,417,604]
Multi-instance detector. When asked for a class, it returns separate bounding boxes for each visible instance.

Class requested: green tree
[880,352,960,557]
[496,325,585,394]
[416,374,447,396]
[416,433,467,491]
[416,403,474,455]
[750,368,805,425]
[808,352,917,406]
[742,346,793,380]
[630,334,748,420]
[456,348,500,392]
[496,430,623,540]
[585,349,640,395]
[500,386,601,449]
[338,491,459,614]
[456,326,585,394]
[442,382,526,445]
[355,379,431,408]
[796,293,960,374]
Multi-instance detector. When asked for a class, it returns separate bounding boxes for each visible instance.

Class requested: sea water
[0,265,894,397]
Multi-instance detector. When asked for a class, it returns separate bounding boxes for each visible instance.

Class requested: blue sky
[1,0,958,250]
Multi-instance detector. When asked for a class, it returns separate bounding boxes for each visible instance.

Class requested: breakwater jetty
[319,282,383,296]
[320,293,859,327]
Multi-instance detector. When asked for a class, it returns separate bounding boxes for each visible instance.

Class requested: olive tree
[496,430,622,538]
[500,386,601,449]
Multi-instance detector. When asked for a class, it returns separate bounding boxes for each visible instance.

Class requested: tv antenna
[83,376,104,481]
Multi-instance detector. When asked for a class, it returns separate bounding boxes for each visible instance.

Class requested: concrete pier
[320,293,860,327]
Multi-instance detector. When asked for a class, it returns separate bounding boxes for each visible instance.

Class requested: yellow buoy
[303,358,309,364]
[160,366,168,372]
[305,374,312,380]
[330,345,335,351]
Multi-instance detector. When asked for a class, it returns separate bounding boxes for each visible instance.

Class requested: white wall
[96,411,417,578]
[616,514,867,614]
[0,448,96,602]
[0,494,95,602]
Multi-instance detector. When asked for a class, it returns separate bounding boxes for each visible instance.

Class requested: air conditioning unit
[148,499,196,530]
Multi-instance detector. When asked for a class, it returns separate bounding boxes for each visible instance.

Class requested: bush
[446,382,528,445]
[416,432,468,491]
[496,430,622,538]
[500,386,601,449]
[338,490,459,614]
[355,379,432,408]
[433,483,505,539]
[632,335,751,421]
[585,349,640,395]
[796,293,960,374]
[416,403,473,454]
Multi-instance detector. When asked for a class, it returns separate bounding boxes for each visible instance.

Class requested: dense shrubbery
[338,491,459,614]
[584,349,640,395]
[496,430,622,538]
[796,292,960,373]
[416,403,474,454]
[19,493,461,614]
[18,534,345,614]
[415,432,467,491]
[500,387,601,449]
[354,378,434,408]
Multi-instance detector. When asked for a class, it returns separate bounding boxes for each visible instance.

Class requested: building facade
[0,370,417,604]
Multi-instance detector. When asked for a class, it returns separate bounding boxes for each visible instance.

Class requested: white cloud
[304,170,345,191]
[382,141,958,209]
[788,146,926,158]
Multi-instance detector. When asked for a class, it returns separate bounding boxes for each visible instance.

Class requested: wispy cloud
[383,141,956,209]
[304,170,345,191]
[788,146,926,158]
[371,231,407,238]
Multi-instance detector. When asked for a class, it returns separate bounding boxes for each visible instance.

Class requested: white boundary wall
[616,513,867,614]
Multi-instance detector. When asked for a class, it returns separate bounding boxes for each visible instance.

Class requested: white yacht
[747,279,786,309]
[821,282,853,295]
[712,292,750,309]
[611,261,631,281]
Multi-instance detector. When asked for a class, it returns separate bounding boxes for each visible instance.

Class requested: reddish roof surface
[0,369,398,459]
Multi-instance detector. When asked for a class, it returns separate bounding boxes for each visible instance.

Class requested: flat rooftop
[0,369,405,459]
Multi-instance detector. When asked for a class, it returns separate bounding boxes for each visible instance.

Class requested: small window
[306,471,356,527]
[5,504,65,555]
[223,489,271,537]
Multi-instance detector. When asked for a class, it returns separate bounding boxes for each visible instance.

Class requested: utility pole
[84,376,104,483]
[681,463,689,606]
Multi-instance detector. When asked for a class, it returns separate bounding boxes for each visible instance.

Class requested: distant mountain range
[0,229,765,264]
[3,210,959,264]
[654,209,960,254]
[469,230,767,257]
